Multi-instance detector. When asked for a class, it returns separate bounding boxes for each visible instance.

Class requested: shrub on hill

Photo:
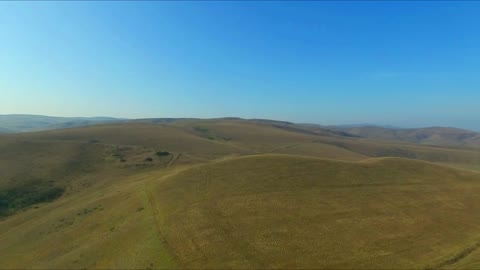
[0,183,65,217]
[156,151,170,157]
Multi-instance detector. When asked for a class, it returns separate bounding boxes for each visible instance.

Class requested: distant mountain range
[0,114,125,133]
[1,114,480,148]
[333,123,400,129]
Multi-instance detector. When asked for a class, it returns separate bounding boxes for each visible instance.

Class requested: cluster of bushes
[194,126,215,140]
[156,151,170,157]
[0,183,65,217]
[193,126,232,142]
[194,127,209,133]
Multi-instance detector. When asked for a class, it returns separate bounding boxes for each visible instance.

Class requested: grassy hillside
[0,169,177,269]
[322,137,480,170]
[9,119,480,166]
[151,155,480,269]
[330,126,480,148]
[2,154,480,268]
[1,119,480,268]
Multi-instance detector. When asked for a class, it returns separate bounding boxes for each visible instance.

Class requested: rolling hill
[151,155,480,269]
[329,125,480,148]
[2,114,479,148]
[0,127,12,133]
[0,114,124,133]
[1,118,480,268]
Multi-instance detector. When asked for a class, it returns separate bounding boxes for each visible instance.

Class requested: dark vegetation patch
[272,124,361,138]
[105,145,174,168]
[48,205,103,233]
[76,205,103,216]
[149,118,182,123]
[52,217,75,231]
[0,182,65,217]
[194,126,232,142]
[194,126,209,133]
[271,124,320,136]
[156,151,170,157]
[415,134,429,141]
[107,145,163,166]
[328,130,361,138]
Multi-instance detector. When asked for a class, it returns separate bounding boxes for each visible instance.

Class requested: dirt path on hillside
[166,153,181,167]
[144,183,179,264]
[426,241,480,269]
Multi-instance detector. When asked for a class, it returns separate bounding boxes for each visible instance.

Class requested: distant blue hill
[0,114,126,133]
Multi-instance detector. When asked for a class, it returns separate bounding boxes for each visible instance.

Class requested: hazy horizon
[1,1,479,130]
[2,113,480,132]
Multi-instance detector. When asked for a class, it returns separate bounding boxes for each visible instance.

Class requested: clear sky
[1,1,479,130]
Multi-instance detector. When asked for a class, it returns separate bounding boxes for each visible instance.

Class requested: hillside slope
[330,126,480,148]
[2,154,480,268]
[1,120,480,268]
[2,119,479,204]
[150,155,480,269]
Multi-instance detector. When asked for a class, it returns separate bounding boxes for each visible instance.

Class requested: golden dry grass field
[1,119,480,269]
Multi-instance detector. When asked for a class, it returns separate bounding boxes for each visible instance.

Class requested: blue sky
[1,1,479,130]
